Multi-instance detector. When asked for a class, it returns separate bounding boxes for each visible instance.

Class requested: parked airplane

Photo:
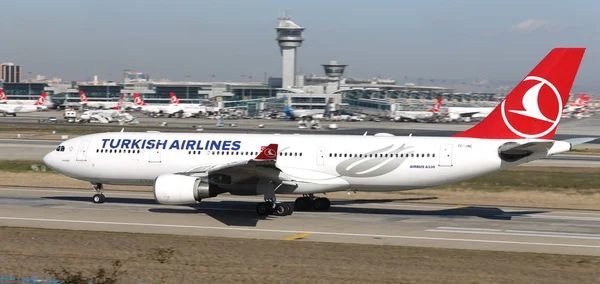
[43,48,594,217]
[79,90,134,110]
[132,93,169,114]
[0,89,52,106]
[445,106,494,122]
[563,93,590,114]
[391,97,443,122]
[168,92,211,118]
[80,93,134,123]
[282,95,326,120]
[0,92,48,116]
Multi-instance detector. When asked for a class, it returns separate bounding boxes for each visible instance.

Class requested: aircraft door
[149,149,161,163]
[76,140,90,161]
[316,147,325,166]
[438,144,453,167]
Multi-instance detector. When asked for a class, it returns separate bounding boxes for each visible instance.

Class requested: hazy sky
[1,0,598,90]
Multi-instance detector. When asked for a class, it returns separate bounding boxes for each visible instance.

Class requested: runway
[0,187,599,256]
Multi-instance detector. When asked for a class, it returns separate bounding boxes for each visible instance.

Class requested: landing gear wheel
[93,194,105,204]
[284,203,294,215]
[294,197,313,211]
[256,202,272,216]
[274,203,288,216]
[313,197,331,211]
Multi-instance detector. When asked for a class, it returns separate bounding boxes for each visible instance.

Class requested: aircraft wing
[185,144,283,181]
[458,111,480,118]
[499,137,598,161]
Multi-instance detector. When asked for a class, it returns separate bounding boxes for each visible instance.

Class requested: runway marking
[282,232,312,241]
[429,228,600,240]
[0,216,599,249]
[523,215,600,222]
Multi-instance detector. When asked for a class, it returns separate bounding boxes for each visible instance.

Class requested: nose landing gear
[91,182,105,204]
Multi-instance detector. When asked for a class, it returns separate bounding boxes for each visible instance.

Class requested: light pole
[28,72,32,98]
[185,75,190,100]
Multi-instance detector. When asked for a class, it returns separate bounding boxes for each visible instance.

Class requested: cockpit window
[56,146,65,152]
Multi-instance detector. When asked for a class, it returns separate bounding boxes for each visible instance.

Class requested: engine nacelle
[153,174,216,205]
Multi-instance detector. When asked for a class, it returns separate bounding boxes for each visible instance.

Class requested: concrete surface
[0,187,598,256]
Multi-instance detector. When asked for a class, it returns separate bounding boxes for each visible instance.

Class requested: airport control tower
[276,11,304,89]
[323,60,347,91]
[322,60,347,79]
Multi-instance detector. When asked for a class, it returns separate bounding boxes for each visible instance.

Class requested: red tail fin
[79,90,89,103]
[133,93,146,106]
[255,144,278,161]
[34,92,47,106]
[0,89,7,101]
[453,48,585,140]
[169,92,180,104]
[113,93,124,110]
[428,97,443,112]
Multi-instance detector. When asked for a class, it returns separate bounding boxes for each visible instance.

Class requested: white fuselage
[43,132,553,194]
[393,111,436,121]
[0,104,46,114]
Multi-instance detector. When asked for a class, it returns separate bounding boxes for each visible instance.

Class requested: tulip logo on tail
[35,93,47,105]
[265,148,277,159]
[501,76,562,139]
[336,144,414,178]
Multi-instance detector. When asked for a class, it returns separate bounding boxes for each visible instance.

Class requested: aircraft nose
[43,152,57,171]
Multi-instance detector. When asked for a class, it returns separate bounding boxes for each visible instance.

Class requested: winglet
[255,144,278,161]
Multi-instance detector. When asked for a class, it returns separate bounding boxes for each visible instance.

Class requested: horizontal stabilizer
[561,137,598,147]
[498,141,554,162]
[499,141,554,156]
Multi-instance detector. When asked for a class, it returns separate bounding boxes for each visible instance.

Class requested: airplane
[0,92,48,116]
[391,97,443,122]
[444,103,495,122]
[0,89,52,106]
[132,93,169,114]
[43,47,595,217]
[282,97,327,121]
[79,90,134,110]
[79,93,134,123]
[563,93,590,114]
[168,92,209,118]
[132,92,205,118]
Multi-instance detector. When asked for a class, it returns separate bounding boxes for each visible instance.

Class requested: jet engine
[153,174,218,205]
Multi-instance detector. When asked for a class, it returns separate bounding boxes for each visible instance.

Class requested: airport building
[0,12,519,116]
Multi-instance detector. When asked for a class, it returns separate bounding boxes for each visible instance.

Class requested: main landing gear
[294,194,331,211]
[255,194,332,216]
[256,202,294,216]
[91,182,105,204]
